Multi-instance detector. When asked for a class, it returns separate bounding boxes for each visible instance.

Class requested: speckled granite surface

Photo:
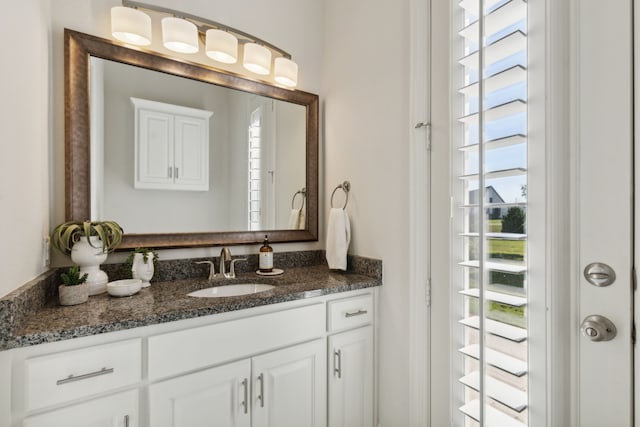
[0,251,381,350]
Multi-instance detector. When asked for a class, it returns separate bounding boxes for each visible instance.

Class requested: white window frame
[408,0,571,426]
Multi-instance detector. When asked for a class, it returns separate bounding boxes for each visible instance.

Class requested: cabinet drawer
[24,339,141,412]
[23,389,139,427]
[328,293,373,332]
[148,303,325,380]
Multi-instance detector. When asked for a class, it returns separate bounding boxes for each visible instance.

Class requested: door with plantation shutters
[449,0,635,426]
[452,0,530,425]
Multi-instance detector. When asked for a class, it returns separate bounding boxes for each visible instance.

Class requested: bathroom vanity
[0,254,381,427]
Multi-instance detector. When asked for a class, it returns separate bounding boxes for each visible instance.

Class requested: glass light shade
[274,57,298,87]
[205,29,238,64]
[111,7,151,46]
[243,43,272,75]
[162,17,199,54]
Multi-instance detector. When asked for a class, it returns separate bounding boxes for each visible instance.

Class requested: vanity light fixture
[162,17,199,54]
[205,29,238,64]
[274,57,298,88]
[110,6,151,46]
[243,43,272,75]
[111,0,299,87]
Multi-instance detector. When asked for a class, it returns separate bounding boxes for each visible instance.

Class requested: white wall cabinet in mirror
[132,98,212,192]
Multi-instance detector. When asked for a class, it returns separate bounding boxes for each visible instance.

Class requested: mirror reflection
[90,57,306,234]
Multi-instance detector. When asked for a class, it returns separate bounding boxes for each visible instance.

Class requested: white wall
[0,2,50,297]
[323,0,411,425]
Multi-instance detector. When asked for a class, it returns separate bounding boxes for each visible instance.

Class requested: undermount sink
[187,284,275,298]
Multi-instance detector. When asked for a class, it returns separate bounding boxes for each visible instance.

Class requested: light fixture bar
[122,0,292,59]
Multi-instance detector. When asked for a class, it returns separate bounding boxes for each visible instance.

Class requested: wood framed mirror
[65,29,318,249]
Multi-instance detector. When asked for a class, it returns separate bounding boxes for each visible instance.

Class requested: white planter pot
[71,235,109,296]
[131,252,154,287]
[58,283,89,306]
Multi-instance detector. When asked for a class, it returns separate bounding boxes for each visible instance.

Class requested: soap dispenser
[259,235,273,273]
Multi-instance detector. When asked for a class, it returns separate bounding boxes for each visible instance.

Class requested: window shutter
[453,0,528,425]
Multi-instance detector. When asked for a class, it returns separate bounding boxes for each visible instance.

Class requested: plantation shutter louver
[453,0,528,426]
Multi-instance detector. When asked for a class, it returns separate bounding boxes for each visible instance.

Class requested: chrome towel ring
[330,181,351,209]
[291,188,306,209]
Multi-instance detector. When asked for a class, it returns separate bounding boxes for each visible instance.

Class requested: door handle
[581,314,617,342]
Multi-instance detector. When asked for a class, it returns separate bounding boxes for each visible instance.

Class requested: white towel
[288,208,301,229]
[298,208,306,229]
[326,208,351,270]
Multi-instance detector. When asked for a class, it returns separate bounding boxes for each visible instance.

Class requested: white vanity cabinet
[149,359,251,427]
[132,97,212,192]
[149,339,325,427]
[6,289,377,427]
[327,294,375,427]
[251,339,326,427]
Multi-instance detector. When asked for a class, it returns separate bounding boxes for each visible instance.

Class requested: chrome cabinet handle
[124,415,130,427]
[175,167,179,179]
[241,378,249,414]
[334,349,342,378]
[56,367,114,385]
[168,166,172,178]
[345,309,368,318]
[257,373,265,407]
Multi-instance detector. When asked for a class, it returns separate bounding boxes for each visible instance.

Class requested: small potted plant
[51,220,123,296]
[58,265,89,306]
[126,247,159,287]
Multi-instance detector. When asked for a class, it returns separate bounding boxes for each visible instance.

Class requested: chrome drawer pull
[56,367,114,385]
[345,309,368,318]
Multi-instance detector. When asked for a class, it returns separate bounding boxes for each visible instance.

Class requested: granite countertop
[0,251,382,350]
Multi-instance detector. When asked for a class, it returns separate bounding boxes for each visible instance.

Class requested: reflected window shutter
[453,0,528,426]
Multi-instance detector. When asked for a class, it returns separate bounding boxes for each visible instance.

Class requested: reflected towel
[288,208,301,229]
[298,208,306,229]
[326,208,351,270]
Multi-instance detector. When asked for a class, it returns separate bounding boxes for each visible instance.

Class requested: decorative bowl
[106,279,142,297]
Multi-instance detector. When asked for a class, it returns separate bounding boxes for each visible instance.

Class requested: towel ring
[291,188,306,209]
[331,181,351,209]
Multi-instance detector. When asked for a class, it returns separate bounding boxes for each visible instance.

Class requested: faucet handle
[195,261,216,280]
[227,258,248,279]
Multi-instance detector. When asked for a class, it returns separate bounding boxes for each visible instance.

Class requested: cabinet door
[252,339,326,427]
[328,326,374,427]
[135,109,174,189]
[23,389,138,427]
[149,359,251,427]
[173,115,209,191]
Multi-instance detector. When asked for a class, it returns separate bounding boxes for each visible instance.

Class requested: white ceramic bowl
[107,279,142,297]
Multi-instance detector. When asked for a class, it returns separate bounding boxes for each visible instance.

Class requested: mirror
[65,29,318,249]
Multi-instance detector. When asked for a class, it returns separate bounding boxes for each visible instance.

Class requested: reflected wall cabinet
[132,97,212,192]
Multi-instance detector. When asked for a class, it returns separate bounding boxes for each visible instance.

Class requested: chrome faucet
[219,247,247,279]
[195,248,246,280]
